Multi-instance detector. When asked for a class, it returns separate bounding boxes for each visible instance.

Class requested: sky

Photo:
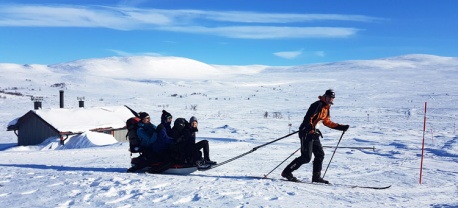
[1,0,457,66]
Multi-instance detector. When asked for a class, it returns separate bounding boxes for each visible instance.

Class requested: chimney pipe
[59,90,64,108]
[31,96,43,110]
[34,101,42,110]
[77,96,85,108]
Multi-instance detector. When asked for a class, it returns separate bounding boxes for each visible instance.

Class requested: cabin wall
[18,115,59,146]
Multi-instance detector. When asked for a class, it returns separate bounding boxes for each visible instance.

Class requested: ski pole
[263,147,300,178]
[322,130,345,178]
[124,105,139,117]
[200,131,299,171]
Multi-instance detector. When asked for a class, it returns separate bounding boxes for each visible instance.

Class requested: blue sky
[1,0,457,66]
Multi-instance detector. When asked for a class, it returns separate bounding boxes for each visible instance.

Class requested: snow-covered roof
[9,106,133,133]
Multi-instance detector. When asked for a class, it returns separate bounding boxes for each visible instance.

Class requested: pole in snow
[419,102,427,184]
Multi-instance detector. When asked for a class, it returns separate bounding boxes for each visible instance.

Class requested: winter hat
[139,112,150,120]
[161,110,172,120]
[189,116,198,123]
[323,89,335,98]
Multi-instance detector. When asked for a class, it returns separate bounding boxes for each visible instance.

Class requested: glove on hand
[336,124,349,131]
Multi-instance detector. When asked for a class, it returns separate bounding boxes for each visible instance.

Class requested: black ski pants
[284,133,325,173]
[194,140,210,161]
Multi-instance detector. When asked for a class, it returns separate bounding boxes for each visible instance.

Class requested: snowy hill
[278,54,458,72]
[48,56,276,80]
[0,54,457,207]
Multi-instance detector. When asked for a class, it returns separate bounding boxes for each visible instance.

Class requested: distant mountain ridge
[48,56,221,80]
[277,54,458,73]
[1,54,457,80]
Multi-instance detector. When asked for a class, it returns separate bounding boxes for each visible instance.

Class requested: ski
[249,176,391,190]
[345,184,392,190]
[280,178,391,189]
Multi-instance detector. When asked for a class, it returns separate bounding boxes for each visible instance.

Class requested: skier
[281,89,349,183]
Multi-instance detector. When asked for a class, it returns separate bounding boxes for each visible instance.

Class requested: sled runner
[127,155,210,175]
[162,164,198,175]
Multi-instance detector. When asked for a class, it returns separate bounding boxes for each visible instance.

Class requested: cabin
[7,106,133,146]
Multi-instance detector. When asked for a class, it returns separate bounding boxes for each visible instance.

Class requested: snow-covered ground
[0,54,457,207]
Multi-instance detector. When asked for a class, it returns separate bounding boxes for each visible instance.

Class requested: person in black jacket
[182,116,216,166]
[145,110,175,173]
[154,110,175,154]
[281,89,349,183]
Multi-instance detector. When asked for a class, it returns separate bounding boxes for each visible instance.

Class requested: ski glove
[335,124,349,131]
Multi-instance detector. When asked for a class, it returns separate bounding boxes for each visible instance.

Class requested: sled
[162,164,198,175]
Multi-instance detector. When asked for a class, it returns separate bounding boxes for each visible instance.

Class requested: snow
[6,131,117,151]
[1,54,457,207]
[31,106,133,132]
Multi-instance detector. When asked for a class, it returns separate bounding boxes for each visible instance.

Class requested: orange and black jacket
[299,96,340,135]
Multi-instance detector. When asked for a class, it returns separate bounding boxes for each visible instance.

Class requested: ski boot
[281,170,298,182]
[204,160,217,165]
[196,160,211,170]
[312,172,329,184]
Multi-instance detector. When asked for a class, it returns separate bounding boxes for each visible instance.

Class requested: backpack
[126,116,142,154]
[171,118,188,140]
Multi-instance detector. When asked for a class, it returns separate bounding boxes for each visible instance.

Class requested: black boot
[312,171,329,184]
[281,159,300,181]
[281,169,298,181]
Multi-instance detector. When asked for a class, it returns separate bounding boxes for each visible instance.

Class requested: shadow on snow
[0,143,17,151]
[0,163,127,173]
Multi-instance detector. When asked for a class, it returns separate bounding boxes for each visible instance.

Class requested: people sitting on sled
[154,110,175,157]
[136,112,157,152]
[128,110,177,173]
[127,111,160,172]
[182,116,217,166]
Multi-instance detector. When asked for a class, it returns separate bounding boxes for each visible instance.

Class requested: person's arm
[137,128,147,141]
[322,110,349,131]
[158,127,174,144]
[137,126,157,146]
[298,101,322,137]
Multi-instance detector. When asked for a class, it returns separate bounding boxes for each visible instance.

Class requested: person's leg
[311,138,328,183]
[195,140,216,164]
[147,151,173,173]
[281,134,314,180]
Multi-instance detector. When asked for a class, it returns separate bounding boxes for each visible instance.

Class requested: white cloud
[274,50,327,60]
[314,51,326,57]
[160,26,358,39]
[0,5,172,30]
[107,49,163,57]
[200,11,381,23]
[0,4,372,38]
[274,49,304,59]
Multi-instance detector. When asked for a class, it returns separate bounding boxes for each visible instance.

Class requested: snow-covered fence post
[419,102,427,184]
